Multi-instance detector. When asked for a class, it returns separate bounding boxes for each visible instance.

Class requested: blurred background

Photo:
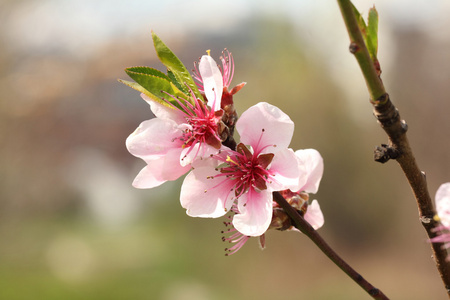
[1,0,450,299]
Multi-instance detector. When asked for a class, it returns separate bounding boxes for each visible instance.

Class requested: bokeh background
[2,0,450,299]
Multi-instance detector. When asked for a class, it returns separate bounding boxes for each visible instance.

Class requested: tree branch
[273,192,389,300]
[337,0,450,294]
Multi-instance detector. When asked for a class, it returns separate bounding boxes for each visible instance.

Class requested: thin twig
[273,192,389,300]
[337,0,450,294]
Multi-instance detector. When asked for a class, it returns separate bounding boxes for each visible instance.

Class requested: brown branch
[373,94,450,291]
[273,192,390,300]
[337,0,450,294]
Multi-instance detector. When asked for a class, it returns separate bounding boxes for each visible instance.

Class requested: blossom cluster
[124,41,324,254]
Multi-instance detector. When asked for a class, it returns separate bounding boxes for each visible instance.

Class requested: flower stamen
[222,213,250,256]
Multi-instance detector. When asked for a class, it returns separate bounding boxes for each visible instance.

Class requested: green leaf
[351,3,378,61]
[151,31,202,99]
[367,6,379,59]
[351,2,367,36]
[121,66,193,111]
[126,66,170,81]
[118,79,174,109]
[126,67,188,98]
[167,70,185,92]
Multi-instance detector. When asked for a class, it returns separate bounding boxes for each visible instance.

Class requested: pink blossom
[194,54,223,111]
[304,200,324,230]
[293,149,325,229]
[220,149,324,255]
[193,49,246,108]
[126,56,226,189]
[278,190,324,231]
[429,182,450,259]
[263,149,325,232]
[180,102,306,236]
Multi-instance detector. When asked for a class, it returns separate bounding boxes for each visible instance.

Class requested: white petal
[199,55,223,112]
[435,182,450,227]
[295,149,324,194]
[126,119,183,161]
[236,102,294,155]
[233,189,273,236]
[180,167,234,218]
[267,148,304,192]
[304,200,324,230]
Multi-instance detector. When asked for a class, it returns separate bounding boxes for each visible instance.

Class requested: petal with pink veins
[267,148,305,192]
[304,200,324,230]
[237,102,294,155]
[199,55,223,112]
[233,189,273,236]
[180,167,235,218]
[126,119,183,160]
[295,149,324,194]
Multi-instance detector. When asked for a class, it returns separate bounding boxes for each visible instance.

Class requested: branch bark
[273,192,389,300]
[337,0,450,295]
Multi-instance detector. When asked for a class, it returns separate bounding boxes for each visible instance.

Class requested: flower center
[162,89,223,161]
[220,143,274,197]
[181,111,220,148]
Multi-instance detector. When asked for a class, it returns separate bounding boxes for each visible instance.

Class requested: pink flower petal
[180,167,235,218]
[126,119,183,160]
[304,200,324,230]
[132,165,166,189]
[436,182,450,227]
[159,149,192,180]
[179,142,221,167]
[199,55,223,112]
[132,149,191,189]
[236,102,294,155]
[140,93,186,124]
[233,189,273,236]
[295,149,324,194]
[267,148,305,192]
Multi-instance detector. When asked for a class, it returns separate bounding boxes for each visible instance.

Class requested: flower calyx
[270,190,310,231]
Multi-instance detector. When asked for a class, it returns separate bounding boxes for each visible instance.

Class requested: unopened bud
[269,207,292,231]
